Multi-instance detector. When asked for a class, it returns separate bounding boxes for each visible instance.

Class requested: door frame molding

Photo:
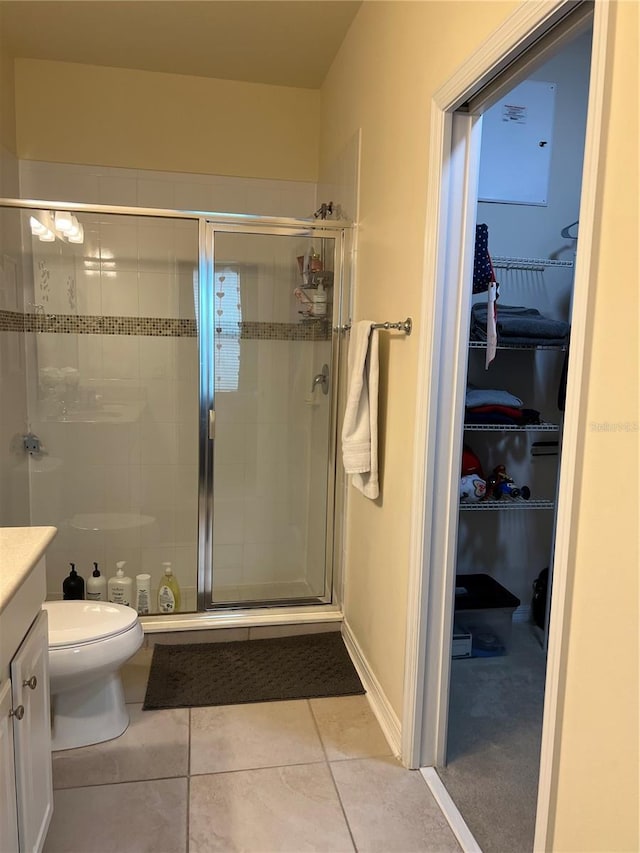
[401,1,612,850]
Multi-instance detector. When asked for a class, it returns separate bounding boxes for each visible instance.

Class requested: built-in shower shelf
[459,498,555,511]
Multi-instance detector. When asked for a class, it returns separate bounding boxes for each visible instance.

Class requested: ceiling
[0,0,362,89]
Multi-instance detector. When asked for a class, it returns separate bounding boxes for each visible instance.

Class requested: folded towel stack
[471,304,569,346]
[465,386,540,426]
[465,405,541,426]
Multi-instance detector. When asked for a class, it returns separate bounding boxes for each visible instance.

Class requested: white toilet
[43,601,144,751]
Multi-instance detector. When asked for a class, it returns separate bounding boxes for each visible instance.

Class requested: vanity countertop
[0,526,57,615]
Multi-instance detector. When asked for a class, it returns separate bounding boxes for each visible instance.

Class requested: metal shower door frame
[198,218,350,611]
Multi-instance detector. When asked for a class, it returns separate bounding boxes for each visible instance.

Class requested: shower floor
[213,578,321,605]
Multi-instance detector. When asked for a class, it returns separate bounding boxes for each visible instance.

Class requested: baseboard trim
[420,767,482,853]
[341,619,402,758]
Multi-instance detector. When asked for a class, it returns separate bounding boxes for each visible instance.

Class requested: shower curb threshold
[140,605,343,633]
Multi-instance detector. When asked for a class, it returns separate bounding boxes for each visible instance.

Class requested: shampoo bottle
[86,562,107,601]
[311,283,327,316]
[63,563,85,600]
[108,561,133,607]
[157,562,181,613]
[135,573,151,615]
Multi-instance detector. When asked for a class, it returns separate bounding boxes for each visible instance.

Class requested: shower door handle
[208,410,216,440]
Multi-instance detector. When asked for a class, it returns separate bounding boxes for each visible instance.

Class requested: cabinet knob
[9,705,25,720]
[23,676,37,690]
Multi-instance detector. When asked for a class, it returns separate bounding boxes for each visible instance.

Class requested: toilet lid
[43,601,139,647]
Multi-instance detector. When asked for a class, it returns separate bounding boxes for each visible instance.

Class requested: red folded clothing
[466,405,524,419]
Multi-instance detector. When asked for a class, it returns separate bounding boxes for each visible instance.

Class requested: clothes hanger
[561,220,579,239]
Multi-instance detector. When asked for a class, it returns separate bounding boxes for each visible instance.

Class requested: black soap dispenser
[63,563,85,600]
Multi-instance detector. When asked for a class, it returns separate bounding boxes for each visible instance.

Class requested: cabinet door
[0,679,19,853]
[11,610,53,853]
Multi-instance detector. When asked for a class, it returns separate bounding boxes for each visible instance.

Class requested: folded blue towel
[471,304,569,343]
[466,387,523,408]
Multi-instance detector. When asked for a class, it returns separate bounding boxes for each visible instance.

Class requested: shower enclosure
[1,200,349,617]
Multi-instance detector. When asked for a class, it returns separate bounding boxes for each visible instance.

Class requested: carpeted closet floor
[439,622,547,853]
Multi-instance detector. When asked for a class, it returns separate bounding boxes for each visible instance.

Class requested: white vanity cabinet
[0,527,56,853]
[12,610,53,852]
[0,678,20,853]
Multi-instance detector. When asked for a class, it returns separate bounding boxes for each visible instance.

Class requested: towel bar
[338,318,412,335]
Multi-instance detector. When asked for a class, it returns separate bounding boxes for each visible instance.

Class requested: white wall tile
[137,179,176,209]
[176,421,198,466]
[173,182,213,211]
[140,421,178,465]
[138,271,176,318]
[18,159,326,601]
[101,270,139,317]
[102,335,140,379]
[212,499,245,546]
[139,337,176,380]
[98,176,138,206]
[143,377,177,422]
[138,223,175,270]
[99,222,139,270]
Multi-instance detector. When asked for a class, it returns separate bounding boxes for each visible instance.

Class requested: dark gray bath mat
[142,632,365,710]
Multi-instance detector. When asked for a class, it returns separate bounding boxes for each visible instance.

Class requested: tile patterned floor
[43,648,462,853]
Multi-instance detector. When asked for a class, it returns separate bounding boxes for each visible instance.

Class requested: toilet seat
[43,601,139,648]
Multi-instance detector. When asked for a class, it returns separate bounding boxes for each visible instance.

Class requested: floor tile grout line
[189,757,329,778]
[326,758,359,852]
[307,698,330,764]
[52,774,190,792]
[307,700,358,853]
[186,706,192,853]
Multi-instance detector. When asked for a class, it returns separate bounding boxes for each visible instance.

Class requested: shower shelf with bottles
[294,248,334,326]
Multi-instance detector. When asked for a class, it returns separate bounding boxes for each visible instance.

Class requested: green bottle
[157,562,181,613]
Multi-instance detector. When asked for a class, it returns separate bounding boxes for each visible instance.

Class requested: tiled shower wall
[22,211,200,605]
[0,143,30,528]
[19,161,318,219]
[16,161,331,606]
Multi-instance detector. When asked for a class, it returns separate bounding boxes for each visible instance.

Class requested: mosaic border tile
[240,320,330,341]
[0,311,330,341]
[0,309,24,332]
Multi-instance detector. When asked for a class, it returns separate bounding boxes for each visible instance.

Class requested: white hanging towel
[341,321,379,499]
[485,281,498,369]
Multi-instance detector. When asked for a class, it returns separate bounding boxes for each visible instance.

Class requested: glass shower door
[203,227,339,606]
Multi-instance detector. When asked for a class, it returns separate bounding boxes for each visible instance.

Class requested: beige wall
[14,59,320,182]
[0,6,16,157]
[549,1,639,849]
[320,0,518,718]
[321,1,638,850]
[0,2,18,190]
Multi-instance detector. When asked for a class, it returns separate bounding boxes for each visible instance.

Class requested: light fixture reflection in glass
[30,210,84,244]
[54,211,74,233]
[67,223,85,244]
[29,216,47,236]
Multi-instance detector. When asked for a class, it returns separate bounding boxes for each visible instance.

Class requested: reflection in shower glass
[214,267,242,392]
[20,209,200,612]
[210,230,336,605]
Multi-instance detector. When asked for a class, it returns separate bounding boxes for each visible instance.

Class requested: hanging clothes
[472,223,498,367]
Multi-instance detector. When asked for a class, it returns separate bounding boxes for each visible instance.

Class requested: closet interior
[440,26,593,853]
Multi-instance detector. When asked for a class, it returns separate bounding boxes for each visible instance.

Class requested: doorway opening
[401,1,611,851]
[439,24,593,853]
